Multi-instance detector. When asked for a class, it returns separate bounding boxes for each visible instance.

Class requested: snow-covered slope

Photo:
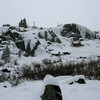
[0,23,100,66]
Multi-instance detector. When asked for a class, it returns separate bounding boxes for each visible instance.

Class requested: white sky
[0,0,100,30]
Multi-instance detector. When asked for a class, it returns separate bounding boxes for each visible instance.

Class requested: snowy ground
[0,76,100,100]
[0,81,43,100]
[17,39,100,66]
[61,80,100,100]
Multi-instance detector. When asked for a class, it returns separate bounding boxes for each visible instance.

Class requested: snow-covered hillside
[0,23,100,66]
[0,23,100,100]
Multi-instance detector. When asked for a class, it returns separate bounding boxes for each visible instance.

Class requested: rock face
[1,30,40,56]
[38,30,61,43]
[0,23,96,59]
[41,85,62,100]
[1,69,10,73]
[69,79,86,85]
[61,23,94,40]
[76,79,86,84]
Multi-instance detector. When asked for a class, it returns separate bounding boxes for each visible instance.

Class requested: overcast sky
[0,0,100,30]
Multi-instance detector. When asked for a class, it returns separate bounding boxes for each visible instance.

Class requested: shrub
[19,18,28,28]
[21,65,36,80]
[3,24,10,27]
[19,58,100,80]
[85,32,92,39]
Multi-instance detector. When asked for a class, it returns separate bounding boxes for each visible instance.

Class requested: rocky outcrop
[0,30,40,56]
[38,30,61,43]
[61,23,94,40]
[2,30,23,42]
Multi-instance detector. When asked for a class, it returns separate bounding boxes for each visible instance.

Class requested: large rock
[41,85,62,100]
[41,75,62,100]
[61,23,94,40]
[76,78,86,84]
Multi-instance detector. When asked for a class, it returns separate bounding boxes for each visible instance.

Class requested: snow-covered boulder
[42,75,86,100]
[96,33,100,39]
[43,74,59,86]
[41,84,62,100]
[42,75,62,100]
[60,75,86,84]
[61,23,94,40]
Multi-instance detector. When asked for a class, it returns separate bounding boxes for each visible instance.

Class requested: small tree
[85,32,92,39]
[1,46,10,63]
[18,49,22,58]
[45,31,48,41]
[19,18,28,28]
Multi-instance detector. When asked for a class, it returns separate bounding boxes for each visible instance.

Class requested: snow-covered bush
[21,65,36,80]
[33,58,100,80]
[1,58,99,83]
